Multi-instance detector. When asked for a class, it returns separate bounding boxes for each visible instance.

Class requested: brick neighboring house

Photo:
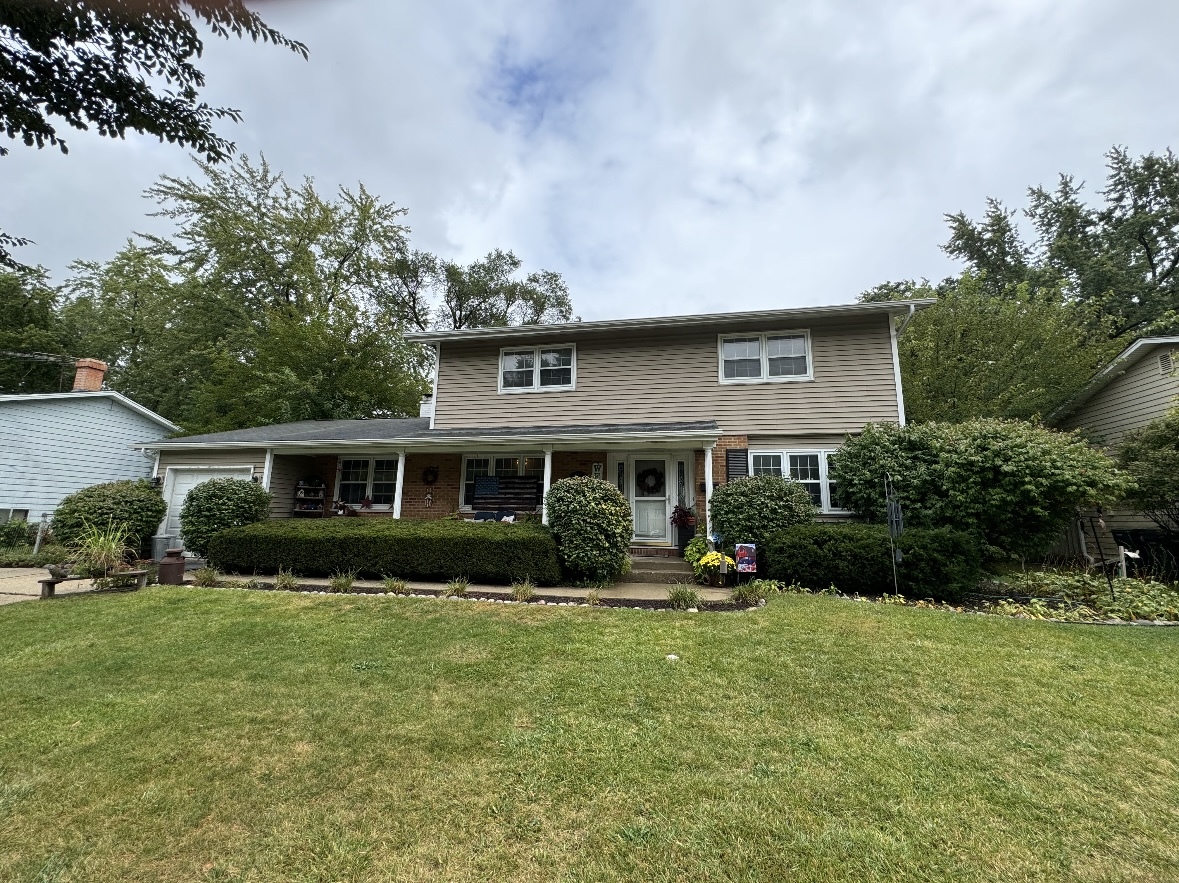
[138,300,932,552]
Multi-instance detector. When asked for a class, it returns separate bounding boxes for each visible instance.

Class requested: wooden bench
[38,569,149,599]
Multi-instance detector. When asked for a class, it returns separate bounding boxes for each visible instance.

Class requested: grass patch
[1,590,1177,881]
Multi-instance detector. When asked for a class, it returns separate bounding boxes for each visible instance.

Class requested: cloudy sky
[5,0,1177,319]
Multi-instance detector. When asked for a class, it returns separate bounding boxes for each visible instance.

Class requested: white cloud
[3,0,1176,320]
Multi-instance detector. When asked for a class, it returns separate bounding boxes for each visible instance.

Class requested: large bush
[180,478,272,556]
[53,479,166,553]
[767,524,982,602]
[208,518,561,585]
[709,474,815,553]
[544,476,633,582]
[1117,406,1179,535]
[0,519,33,548]
[829,419,1131,558]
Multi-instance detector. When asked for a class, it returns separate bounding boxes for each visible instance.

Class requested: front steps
[620,553,695,584]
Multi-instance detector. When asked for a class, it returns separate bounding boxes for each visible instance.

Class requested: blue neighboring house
[0,359,177,527]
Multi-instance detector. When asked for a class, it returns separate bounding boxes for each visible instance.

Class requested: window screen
[339,459,370,504]
[722,337,762,379]
[539,347,573,387]
[371,459,398,505]
[788,454,822,506]
[501,350,534,388]
[767,334,808,376]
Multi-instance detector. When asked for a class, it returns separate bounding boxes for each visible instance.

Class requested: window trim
[334,456,401,509]
[497,344,577,394]
[717,330,813,384]
[460,452,546,510]
[748,447,849,514]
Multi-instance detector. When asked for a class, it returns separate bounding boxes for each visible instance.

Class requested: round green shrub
[52,479,167,552]
[708,475,815,554]
[544,476,633,583]
[180,478,272,556]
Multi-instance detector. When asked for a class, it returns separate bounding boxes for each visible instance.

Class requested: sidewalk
[0,568,97,605]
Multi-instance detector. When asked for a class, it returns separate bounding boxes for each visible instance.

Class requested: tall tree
[0,0,307,267]
[0,267,76,392]
[861,273,1119,423]
[944,147,1179,338]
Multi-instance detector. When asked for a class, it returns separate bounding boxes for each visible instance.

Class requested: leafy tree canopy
[59,154,574,433]
[0,268,77,392]
[944,146,1179,339]
[0,0,306,268]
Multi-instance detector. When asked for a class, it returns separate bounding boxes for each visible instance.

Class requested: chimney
[72,358,108,392]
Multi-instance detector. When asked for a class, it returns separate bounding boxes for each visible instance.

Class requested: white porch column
[704,444,715,539]
[392,451,407,519]
[541,448,554,524]
[261,448,274,491]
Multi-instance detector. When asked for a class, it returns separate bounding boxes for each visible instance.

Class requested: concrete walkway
[0,568,97,605]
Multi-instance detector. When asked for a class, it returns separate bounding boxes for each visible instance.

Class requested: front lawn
[1,590,1177,882]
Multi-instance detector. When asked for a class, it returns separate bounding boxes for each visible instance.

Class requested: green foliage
[731,579,781,606]
[382,576,410,594]
[178,478,271,557]
[584,590,601,607]
[510,578,537,602]
[0,544,69,567]
[683,535,709,569]
[693,551,735,583]
[875,274,1121,423]
[829,420,1131,558]
[443,577,470,598]
[987,570,1179,622]
[0,269,77,392]
[0,0,306,268]
[192,567,221,588]
[207,518,561,585]
[328,570,357,594]
[943,147,1179,339]
[69,518,134,576]
[1117,406,1179,534]
[667,584,700,610]
[767,524,982,602]
[708,475,815,554]
[544,477,633,583]
[52,480,166,553]
[0,519,33,548]
[274,567,299,591]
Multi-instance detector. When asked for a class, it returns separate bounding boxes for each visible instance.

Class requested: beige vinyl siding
[266,455,318,519]
[749,434,851,449]
[433,319,901,434]
[1060,350,1179,445]
[155,449,267,481]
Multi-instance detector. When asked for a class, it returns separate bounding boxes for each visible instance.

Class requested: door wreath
[635,467,665,495]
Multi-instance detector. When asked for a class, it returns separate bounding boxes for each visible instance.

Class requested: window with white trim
[462,453,545,508]
[719,331,811,382]
[749,449,847,513]
[336,457,399,506]
[499,345,575,392]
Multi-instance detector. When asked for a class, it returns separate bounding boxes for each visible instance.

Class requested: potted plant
[693,550,735,587]
[670,505,697,551]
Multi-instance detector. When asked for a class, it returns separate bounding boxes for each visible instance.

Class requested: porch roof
[138,418,721,452]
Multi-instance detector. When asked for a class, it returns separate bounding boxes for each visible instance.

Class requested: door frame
[157,465,256,538]
[610,451,694,545]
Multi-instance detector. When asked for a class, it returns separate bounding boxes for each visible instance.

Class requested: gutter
[895,302,918,338]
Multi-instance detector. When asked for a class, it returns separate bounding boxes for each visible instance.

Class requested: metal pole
[33,513,48,553]
[1086,515,1116,601]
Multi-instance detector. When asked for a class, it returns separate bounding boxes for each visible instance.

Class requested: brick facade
[551,451,608,482]
[399,452,463,519]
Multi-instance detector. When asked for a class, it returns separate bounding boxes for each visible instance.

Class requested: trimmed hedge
[767,523,981,602]
[207,518,561,585]
[545,477,633,583]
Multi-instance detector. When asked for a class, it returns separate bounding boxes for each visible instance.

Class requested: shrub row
[207,518,561,585]
[767,523,981,602]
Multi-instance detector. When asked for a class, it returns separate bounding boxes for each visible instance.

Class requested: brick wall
[399,452,462,519]
[551,451,607,482]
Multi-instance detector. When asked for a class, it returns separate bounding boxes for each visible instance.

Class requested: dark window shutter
[726,448,749,482]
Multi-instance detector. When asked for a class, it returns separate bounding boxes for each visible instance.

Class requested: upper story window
[718,331,811,383]
[499,345,576,393]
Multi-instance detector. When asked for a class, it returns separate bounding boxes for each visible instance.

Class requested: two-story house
[138,300,931,552]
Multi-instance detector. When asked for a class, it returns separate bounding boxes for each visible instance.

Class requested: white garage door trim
[157,465,256,540]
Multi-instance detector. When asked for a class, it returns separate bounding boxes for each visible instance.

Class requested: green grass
[1,589,1177,882]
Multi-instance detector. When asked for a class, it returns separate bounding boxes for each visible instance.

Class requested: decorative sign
[736,543,757,573]
[592,462,603,480]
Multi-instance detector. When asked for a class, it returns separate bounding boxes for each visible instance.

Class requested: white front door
[162,467,254,538]
[630,456,671,543]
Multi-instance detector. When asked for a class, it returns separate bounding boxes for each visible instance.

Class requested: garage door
[163,467,255,538]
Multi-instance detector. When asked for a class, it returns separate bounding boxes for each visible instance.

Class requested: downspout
[895,302,917,338]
